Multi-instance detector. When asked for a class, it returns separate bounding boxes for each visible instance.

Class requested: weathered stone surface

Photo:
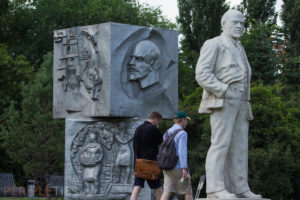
[53,22,178,119]
[64,117,150,200]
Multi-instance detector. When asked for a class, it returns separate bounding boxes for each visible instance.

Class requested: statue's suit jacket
[195,34,253,120]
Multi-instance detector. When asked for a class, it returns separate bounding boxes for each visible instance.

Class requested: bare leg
[155,187,163,200]
[130,186,142,200]
[160,191,171,200]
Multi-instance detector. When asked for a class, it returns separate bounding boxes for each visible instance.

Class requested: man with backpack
[160,111,193,200]
[130,111,163,200]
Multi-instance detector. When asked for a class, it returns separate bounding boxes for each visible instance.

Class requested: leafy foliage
[278,55,300,96]
[176,0,229,99]
[177,51,199,99]
[177,0,229,56]
[179,84,300,200]
[240,21,278,84]
[0,0,175,67]
[238,0,277,29]
[0,44,33,114]
[248,84,300,200]
[0,53,64,186]
[280,0,300,56]
[279,0,300,94]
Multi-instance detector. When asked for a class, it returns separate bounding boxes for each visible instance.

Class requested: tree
[0,53,65,187]
[178,84,300,200]
[0,0,175,67]
[280,0,300,56]
[177,51,200,99]
[240,21,278,84]
[177,0,229,66]
[177,0,229,99]
[238,0,277,29]
[248,84,299,200]
[0,44,33,185]
[0,44,33,114]
[279,0,300,93]
[279,56,300,94]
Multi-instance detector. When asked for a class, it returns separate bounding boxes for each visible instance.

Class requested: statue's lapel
[220,34,245,71]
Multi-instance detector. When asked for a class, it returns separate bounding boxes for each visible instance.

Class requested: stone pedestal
[64,118,146,200]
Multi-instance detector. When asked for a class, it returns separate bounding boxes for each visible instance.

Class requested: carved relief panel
[64,118,144,200]
[54,23,178,119]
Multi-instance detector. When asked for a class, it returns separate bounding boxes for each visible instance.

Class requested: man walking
[130,111,163,200]
[160,111,193,200]
[195,9,262,198]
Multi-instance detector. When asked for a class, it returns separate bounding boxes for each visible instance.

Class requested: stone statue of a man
[195,10,262,198]
[127,40,161,89]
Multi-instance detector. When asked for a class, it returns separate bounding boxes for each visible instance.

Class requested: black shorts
[134,177,161,189]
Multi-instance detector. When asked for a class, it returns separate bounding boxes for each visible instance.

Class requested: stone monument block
[64,118,149,200]
[53,22,178,119]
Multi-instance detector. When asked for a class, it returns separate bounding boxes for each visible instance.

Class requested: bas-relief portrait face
[127,40,161,89]
[222,10,245,39]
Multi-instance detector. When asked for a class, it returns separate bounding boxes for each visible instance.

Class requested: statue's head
[87,129,97,142]
[100,128,114,150]
[118,122,127,130]
[127,40,161,88]
[221,9,244,39]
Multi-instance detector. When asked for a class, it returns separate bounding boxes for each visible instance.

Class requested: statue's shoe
[236,190,262,198]
[207,189,236,198]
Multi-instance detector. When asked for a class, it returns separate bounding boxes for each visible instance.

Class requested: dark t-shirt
[133,121,163,161]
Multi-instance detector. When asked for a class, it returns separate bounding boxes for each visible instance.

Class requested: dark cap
[174,111,191,120]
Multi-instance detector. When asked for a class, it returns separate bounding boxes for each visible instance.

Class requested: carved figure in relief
[80,30,103,100]
[127,40,161,89]
[55,28,103,101]
[60,33,80,93]
[66,65,80,92]
[82,61,102,100]
[113,122,134,183]
[79,130,103,194]
[100,124,114,150]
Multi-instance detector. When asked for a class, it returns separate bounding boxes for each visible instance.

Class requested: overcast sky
[138,0,283,25]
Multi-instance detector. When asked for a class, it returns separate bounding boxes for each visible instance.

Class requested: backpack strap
[165,128,183,139]
[171,129,183,138]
